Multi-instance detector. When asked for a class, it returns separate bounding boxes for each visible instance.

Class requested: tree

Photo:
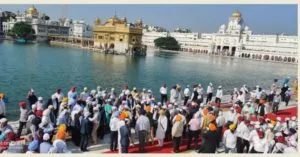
[10,22,35,41]
[154,36,180,51]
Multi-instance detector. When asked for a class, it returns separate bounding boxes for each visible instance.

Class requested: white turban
[43,133,50,141]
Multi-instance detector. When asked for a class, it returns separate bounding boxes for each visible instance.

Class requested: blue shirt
[39,142,52,153]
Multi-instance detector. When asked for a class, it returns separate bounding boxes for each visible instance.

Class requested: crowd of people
[0,78,298,154]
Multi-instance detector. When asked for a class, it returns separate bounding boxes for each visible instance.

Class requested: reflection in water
[0,41,297,119]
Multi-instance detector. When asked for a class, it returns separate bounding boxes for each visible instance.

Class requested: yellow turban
[271,120,276,126]
[62,97,68,103]
[175,115,182,122]
[159,109,165,115]
[229,124,236,130]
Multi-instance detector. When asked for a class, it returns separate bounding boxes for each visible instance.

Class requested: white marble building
[71,20,93,38]
[142,11,298,63]
[2,6,70,41]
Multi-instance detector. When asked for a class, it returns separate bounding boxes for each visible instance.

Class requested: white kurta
[156,116,168,139]
[117,121,126,154]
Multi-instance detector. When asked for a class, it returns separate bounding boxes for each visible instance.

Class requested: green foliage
[10,22,36,40]
[154,36,180,51]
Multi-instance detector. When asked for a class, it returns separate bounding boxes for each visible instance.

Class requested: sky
[0,4,297,35]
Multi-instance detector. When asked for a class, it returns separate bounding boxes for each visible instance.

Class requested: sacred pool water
[0,41,297,120]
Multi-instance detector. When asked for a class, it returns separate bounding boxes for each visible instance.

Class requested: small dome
[244,26,249,30]
[231,10,242,18]
[136,18,143,24]
[108,15,120,24]
[94,17,101,25]
[121,17,127,23]
[220,24,226,29]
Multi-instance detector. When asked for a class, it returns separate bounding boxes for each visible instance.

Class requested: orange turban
[119,112,127,120]
[209,114,216,122]
[209,123,217,131]
[56,124,67,140]
[203,108,208,116]
[175,115,182,122]
[145,106,151,112]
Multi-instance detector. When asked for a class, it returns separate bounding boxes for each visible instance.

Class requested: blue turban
[28,140,39,151]
[113,111,120,118]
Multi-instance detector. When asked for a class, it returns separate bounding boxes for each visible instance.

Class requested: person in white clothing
[80,87,89,101]
[88,107,100,145]
[250,131,269,153]
[216,111,226,147]
[206,83,213,104]
[283,140,297,153]
[223,124,237,153]
[235,117,250,153]
[36,97,44,110]
[183,85,190,106]
[226,107,236,123]
[215,86,223,104]
[110,112,120,151]
[155,109,168,148]
[53,88,64,103]
[170,86,177,103]
[271,136,287,153]
[160,84,168,105]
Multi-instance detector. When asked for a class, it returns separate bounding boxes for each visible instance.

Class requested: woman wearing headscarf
[155,109,167,148]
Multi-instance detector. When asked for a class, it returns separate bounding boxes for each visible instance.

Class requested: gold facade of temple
[26,5,39,17]
[93,15,145,55]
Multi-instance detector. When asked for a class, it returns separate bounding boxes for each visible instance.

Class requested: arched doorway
[271,56,274,61]
[259,55,262,60]
[231,47,236,56]
[292,58,296,62]
[241,53,244,57]
[278,56,283,62]
[275,56,279,61]
[263,55,269,60]
[109,43,115,49]
[252,54,255,59]
[217,46,221,52]
[288,57,291,62]
[222,46,229,52]
[284,57,287,62]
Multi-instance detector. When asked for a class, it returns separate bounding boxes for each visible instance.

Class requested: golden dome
[27,5,38,15]
[231,10,241,18]
[108,15,120,24]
